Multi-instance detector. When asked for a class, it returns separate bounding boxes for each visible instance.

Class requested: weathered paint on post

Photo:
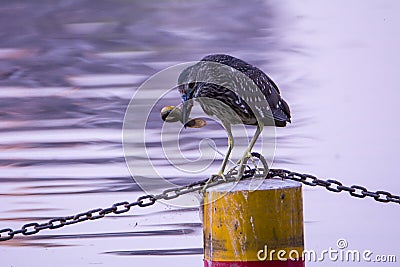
[203,178,304,267]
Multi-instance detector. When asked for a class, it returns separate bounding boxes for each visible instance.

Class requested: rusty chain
[1,162,399,241]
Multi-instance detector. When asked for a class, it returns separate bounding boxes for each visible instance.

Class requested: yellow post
[203,178,304,267]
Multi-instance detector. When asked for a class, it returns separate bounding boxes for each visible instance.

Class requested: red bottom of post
[204,260,305,267]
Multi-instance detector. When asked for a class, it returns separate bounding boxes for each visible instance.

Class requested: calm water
[1,0,399,266]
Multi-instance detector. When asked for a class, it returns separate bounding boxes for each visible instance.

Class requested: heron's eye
[188,82,195,89]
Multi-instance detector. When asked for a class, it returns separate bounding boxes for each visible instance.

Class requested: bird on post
[177,54,291,179]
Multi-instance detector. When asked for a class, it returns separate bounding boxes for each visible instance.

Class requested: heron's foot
[233,152,269,179]
[217,170,227,182]
[201,177,212,193]
[201,173,226,193]
[223,157,249,180]
[248,153,265,175]
[235,152,252,179]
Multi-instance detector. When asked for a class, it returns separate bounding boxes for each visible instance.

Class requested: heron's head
[178,66,198,127]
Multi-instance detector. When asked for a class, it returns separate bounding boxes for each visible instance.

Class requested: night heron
[177,54,291,179]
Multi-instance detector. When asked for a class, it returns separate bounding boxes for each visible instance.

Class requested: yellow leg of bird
[202,124,234,192]
[249,156,262,173]
[217,135,234,181]
[236,125,263,179]
[215,123,234,181]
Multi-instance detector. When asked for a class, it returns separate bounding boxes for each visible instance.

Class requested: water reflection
[1,0,399,266]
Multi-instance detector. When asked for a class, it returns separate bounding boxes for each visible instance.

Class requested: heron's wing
[201,54,291,124]
[250,69,291,124]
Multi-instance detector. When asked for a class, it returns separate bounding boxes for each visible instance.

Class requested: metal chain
[1,165,399,241]
[269,169,400,204]
[0,169,254,242]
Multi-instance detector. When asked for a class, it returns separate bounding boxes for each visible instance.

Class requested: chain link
[1,164,399,241]
[269,169,400,204]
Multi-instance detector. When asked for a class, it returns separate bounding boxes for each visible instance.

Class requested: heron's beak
[182,100,189,128]
[182,98,193,128]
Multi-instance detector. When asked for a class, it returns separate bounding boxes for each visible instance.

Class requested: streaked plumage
[177,54,291,178]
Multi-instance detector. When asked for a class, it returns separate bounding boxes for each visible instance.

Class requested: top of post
[205,178,301,193]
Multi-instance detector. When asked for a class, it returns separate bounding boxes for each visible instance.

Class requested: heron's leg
[236,124,263,179]
[217,123,234,180]
[202,123,233,192]
[249,154,262,174]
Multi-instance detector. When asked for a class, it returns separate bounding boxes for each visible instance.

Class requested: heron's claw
[202,152,268,193]
[201,173,225,193]
[229,152,269,179]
